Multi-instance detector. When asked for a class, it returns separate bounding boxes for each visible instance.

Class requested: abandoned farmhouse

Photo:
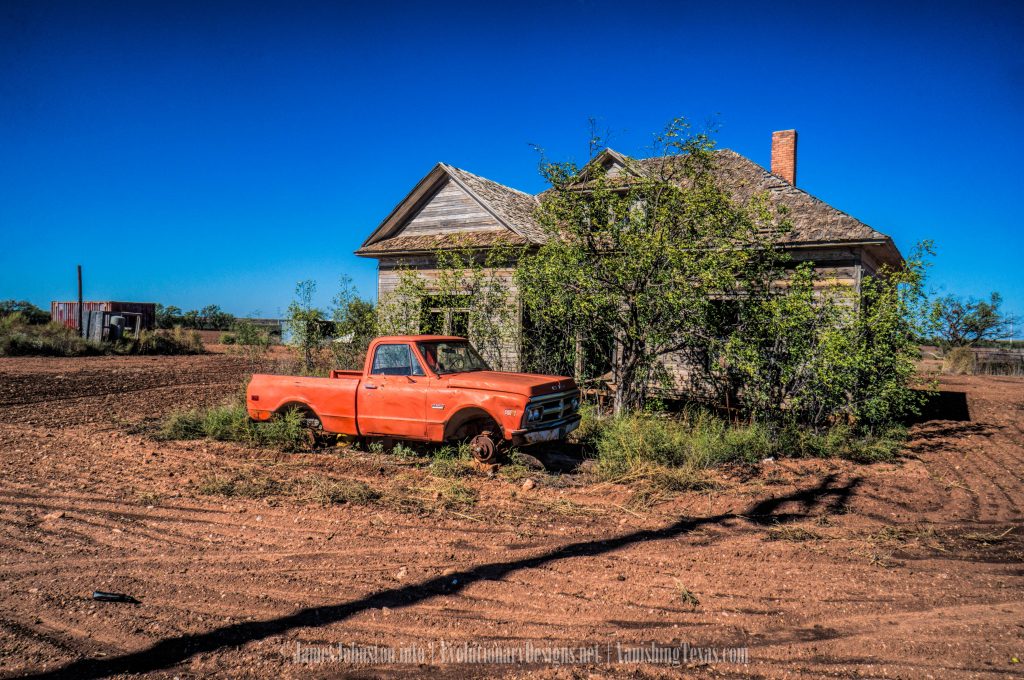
[355,130,904,376]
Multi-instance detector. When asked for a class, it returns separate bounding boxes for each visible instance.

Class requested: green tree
[517,118,788,414]
[931,292,1017,348]
[200,304,235,331]
[0,300,49,324]
[181,309,200,329]
[155,304,182,329]
[286,280,328,375]
[330,275,377,370]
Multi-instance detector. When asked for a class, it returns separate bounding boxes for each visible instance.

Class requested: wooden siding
[401,178,505,237]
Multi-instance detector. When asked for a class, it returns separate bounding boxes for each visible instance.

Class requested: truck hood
[444,371,577,397]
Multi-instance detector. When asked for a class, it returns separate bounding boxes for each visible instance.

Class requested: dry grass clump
[197,470,285,499]
[766,523,822,542]
[943,346,976,375]
[0,314,103,357]
[303,475,381,506]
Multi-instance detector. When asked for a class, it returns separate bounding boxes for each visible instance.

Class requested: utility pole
[77,264,83,336]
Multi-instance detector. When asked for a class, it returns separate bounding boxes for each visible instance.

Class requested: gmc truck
[246,335,581,462]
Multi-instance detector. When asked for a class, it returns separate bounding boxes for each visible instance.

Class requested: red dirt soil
[0,354,1021,678]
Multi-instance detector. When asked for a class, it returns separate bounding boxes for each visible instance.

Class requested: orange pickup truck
[246,335,581,462]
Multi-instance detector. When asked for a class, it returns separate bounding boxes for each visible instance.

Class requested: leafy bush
[159,401,308,451]
[722,250,933,432]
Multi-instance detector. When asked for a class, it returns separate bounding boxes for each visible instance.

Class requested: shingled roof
[634,150,894,245]
[356,148,900,262]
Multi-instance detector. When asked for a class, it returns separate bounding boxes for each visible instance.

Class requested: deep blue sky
[2,0,1022,327]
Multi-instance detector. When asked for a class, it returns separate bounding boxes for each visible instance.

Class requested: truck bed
[246,372,361,435]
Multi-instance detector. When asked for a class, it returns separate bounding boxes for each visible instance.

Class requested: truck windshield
[417,341,491,375]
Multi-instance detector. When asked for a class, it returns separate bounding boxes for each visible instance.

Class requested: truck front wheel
[469,430,499,463]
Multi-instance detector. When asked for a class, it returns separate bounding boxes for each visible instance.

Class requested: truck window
[370,344,425,377]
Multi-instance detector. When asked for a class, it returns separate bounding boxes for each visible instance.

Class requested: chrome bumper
[510,414,582,446]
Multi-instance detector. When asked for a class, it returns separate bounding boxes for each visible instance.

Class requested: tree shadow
[22,475,860,680]
[904,421,998,455]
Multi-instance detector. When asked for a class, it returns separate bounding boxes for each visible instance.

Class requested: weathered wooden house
[356,130,903,374]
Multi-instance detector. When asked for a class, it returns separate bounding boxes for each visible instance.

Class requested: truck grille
[529,391,580,425]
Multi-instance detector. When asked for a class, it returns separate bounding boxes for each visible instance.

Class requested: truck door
[356,343,428,438]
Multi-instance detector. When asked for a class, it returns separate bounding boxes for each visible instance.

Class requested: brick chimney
[771,129,798,185]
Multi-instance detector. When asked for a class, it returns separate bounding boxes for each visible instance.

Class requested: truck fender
[274,400,322,425]
[443,406,501,442]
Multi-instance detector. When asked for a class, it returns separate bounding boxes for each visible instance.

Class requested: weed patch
[159,401,308,451]
[575,408,906,493]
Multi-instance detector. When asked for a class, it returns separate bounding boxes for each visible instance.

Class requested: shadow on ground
[909,390,971,423]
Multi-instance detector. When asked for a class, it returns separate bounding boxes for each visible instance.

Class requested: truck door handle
[364,384,377,390]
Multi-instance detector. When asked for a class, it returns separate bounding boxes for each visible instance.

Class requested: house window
[420,295,471,337]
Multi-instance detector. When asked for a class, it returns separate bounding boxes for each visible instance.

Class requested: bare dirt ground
[0,353,1021,679]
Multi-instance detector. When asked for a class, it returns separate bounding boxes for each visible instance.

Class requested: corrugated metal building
[51,301,157,330]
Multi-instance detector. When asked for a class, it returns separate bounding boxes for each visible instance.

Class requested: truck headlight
[570,397,580,411]
[526,405,543,423]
